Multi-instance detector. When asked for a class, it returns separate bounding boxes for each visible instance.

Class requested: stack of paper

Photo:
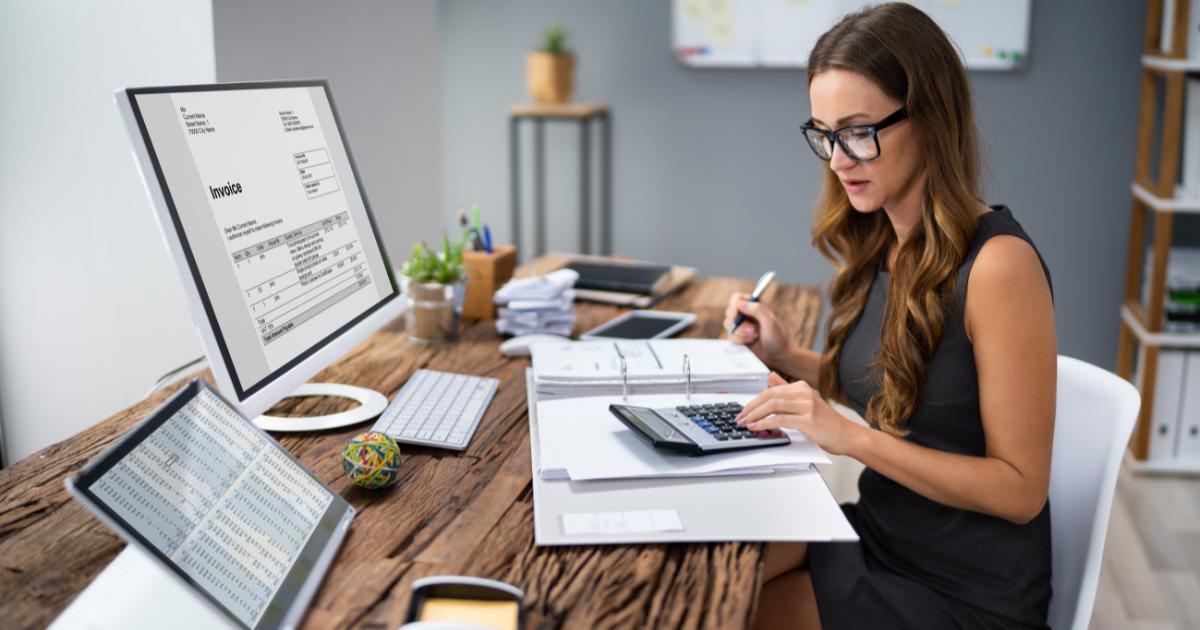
[534,391,830,481]
[531,338,770,400]
[494,268,578,337]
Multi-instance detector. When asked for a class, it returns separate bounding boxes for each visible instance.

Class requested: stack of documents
[494,268,578,336]
[532,389,830,482]
[531,338,770,400]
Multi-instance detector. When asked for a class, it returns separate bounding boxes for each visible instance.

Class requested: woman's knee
[762,541,808,582]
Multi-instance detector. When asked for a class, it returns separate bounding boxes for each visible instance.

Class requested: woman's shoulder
[961,207,1055,342]
[960,205,1053,302]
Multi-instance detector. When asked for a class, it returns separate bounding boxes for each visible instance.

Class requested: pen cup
[462,245,517,320]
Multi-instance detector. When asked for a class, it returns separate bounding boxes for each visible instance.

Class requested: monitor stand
[49,546,235,630]
[253,383,388,432]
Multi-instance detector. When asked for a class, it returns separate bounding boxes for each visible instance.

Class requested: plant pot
[402,277,467,343]
[526,51,575,104]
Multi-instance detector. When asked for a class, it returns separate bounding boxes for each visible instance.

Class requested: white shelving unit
[1115,0,1200,474]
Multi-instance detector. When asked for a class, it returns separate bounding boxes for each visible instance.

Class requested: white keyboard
[370,369,499,451]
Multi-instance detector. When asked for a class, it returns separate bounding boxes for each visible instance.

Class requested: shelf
[1124,451,1200,475]
[1131,182,1200,213]
[1121,304,1200,348]
[1142,54,1200,72]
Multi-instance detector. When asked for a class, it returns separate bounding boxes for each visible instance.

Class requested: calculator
[608,401,790,456]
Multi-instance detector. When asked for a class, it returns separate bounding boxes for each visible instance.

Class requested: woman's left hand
[736,373,864,456]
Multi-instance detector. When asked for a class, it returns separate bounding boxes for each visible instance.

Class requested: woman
[724,4,1056,629]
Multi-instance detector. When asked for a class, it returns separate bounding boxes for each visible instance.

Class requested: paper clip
[621,356,629,401]
[682,353,692,402]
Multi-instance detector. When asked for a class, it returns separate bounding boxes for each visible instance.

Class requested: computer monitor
[116,80,403,428]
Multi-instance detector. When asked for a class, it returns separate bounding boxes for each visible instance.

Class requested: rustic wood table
[0,270,821,630]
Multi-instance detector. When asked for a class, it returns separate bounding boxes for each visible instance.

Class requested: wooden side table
[509,102,611,259]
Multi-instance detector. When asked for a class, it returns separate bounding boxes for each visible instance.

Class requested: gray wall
[441,0,1147,370]
[214,0,443,263]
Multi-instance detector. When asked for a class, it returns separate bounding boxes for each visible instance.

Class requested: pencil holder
[462,245,517,320]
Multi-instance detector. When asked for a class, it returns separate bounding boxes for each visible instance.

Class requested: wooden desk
[0,274,821,629]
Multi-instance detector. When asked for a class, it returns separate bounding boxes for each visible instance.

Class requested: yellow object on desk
[418,597,519,630]
[463,245,517,319]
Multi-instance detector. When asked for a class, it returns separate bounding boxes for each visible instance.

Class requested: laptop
[65,380,354,630]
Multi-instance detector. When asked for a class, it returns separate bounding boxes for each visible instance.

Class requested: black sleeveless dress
[806,206,1054,629]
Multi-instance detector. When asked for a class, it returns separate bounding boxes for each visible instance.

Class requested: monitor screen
[126,83,397,400]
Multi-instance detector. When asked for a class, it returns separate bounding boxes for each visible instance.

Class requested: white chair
[1047,355,1141,630]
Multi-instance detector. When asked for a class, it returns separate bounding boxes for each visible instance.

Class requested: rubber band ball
[342,431,404,489]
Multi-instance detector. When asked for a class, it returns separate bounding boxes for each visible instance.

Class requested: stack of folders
[529,339,831,482]
[494,268,578,337]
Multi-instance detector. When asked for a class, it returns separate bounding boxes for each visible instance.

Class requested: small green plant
[402,229,469,284]
[542,24,569,55]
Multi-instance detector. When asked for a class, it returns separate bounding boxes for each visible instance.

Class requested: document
[531,339,770,399]
[535,392,830,481]
[135,86,395,390]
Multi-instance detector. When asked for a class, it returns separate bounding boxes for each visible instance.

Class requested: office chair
[1047,355,1141,630]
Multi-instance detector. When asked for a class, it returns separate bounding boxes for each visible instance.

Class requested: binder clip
[683,353,692,402]
[621,356,629,401]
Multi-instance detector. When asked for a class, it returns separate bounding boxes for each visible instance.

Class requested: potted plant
[400,231,469,343]
[527,24,574,104]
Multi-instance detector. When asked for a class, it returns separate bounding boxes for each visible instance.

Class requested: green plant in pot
[400,230,470,343]
[527,24,574,104]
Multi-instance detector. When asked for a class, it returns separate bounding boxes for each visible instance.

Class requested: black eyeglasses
[800,107,908,162]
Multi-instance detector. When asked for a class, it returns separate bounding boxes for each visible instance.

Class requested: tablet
[580,310,696,340]
[66,380,354,630]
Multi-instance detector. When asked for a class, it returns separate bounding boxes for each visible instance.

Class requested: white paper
[536,392,831,481]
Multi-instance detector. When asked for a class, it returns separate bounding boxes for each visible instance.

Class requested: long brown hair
[810,3,981,436]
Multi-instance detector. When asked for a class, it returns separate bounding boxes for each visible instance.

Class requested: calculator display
[628,407,681,437]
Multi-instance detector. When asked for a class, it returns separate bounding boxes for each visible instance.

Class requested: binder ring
[683,354,692,401]
[621,357,629,401]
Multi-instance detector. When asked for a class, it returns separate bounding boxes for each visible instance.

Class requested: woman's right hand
[723,293,793,369]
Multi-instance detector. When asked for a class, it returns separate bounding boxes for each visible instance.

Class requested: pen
[728,270,776,335]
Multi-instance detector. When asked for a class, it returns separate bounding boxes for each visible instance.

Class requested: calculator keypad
[673,402,786,442]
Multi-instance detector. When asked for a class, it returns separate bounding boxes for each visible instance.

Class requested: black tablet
[580,310,697,340]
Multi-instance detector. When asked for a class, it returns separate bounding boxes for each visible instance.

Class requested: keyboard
[370,369,499,451]
[608,401,790,456]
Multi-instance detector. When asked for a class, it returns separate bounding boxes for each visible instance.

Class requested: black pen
[729,271,776,335]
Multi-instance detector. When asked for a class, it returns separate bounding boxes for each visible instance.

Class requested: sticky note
[419,598,519,630]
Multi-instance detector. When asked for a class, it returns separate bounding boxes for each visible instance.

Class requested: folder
[1178,352,1200,462]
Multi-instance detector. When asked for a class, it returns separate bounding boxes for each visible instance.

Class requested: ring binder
[621,357,629,401]
[529,339,769,401]
[683,353,692,401]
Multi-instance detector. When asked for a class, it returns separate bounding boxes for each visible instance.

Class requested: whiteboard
[673,0,1032,71]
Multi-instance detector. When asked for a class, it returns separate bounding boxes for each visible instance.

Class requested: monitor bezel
[116,80,402,416]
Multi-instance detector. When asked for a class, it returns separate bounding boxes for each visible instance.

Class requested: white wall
[0,0,215,463]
